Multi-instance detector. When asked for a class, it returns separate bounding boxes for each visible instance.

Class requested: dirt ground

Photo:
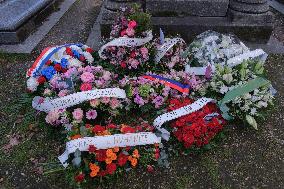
[0,1,283,189]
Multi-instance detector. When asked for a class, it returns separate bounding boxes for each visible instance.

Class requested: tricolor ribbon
[142,75,190,93]
[26,43,83,78]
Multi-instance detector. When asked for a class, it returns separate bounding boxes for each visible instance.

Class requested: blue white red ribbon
[26,43,83,78]
[142,75,190,93]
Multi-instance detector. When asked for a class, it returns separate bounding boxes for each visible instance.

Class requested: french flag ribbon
[142,75,190,93]
[26,43,82,78]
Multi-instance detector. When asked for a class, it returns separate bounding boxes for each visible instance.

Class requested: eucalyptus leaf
[74,149,81,158]
[72,157,81,167]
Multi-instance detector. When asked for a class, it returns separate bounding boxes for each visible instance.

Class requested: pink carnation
[129,58,140,69]
[72,108,84,121]
[81,72,94,83]
[58,89,68,97]
[101,97,110,104]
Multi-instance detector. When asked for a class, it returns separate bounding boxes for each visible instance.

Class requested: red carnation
[74,173,85,183]
[106,163,117,174]
[97,170,108,177]
[88,145,97,153]
[54,64,62,72]
[37,76,46,84]
[96,149,107,161]
[121,126,136,133]
[45,60,52,66]
[106,123,116,129]
[120,61,127,68]
[117,153,128,167]
[80,83,92,91]
[86,47,94,53]
[79,55,86,62]
[92,125,105,133]
[66,47,74,56]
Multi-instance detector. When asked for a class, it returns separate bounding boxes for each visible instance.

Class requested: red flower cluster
[168,98,225,148]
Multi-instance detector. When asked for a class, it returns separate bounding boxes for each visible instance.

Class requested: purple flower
[152,95,164,108]
[134,95,145,106]
[205,65,212,80]
[86,109,98,120]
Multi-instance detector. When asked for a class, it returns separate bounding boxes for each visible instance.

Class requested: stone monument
[0,0,58,44]
[100,0,273,43]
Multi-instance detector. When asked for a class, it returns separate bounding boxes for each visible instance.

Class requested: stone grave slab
[0,0,57,44]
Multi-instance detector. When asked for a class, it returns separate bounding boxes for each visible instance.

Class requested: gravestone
[0,0,58,44]
[100,0,273,43]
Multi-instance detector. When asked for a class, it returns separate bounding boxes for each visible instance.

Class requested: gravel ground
[0,1,283,189]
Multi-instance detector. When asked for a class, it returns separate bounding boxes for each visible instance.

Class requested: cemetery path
[0,1,283,189]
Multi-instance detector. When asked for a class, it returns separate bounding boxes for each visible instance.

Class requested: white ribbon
[185,49,267,75]
[32,88,126,112]
[153,97,215,140]
[98,31,153,59]
[155,38,185,63]
[58,132,161,167]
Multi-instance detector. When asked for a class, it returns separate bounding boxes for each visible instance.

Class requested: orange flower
[106,149,114,157]
[89,163,100,177]
[132,149,140,159]
[97,130,111,136]
[70,134,81,140]
[130,158,138,167]
[113,147,119,153]
[128,156,138,167]
[105,158,113,164]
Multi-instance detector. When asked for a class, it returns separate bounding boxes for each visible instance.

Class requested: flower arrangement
[65,122,160,186]
[206,59,275,129]
[24,4,276,188]
[167,98,225,149]
[153,38,187,70]
[27,44,94,92]
[99,5,152,73]
[187,30,249,67]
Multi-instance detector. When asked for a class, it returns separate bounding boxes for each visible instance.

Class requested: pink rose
[90,99,100,108]
[128,20,137,28]
[80,83,92,91]
[126,28,135,37]
[81,72,94,83]
[45,110,60,125]
[110,98,120,109]
[72,108,84,121]
[102,71,111,81]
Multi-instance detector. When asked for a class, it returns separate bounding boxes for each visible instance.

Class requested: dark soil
[0,1,283,189]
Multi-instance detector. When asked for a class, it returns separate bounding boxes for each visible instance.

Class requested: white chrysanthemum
[68,58,82,67]
[27,77,39,92]
[83,51,94,64]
